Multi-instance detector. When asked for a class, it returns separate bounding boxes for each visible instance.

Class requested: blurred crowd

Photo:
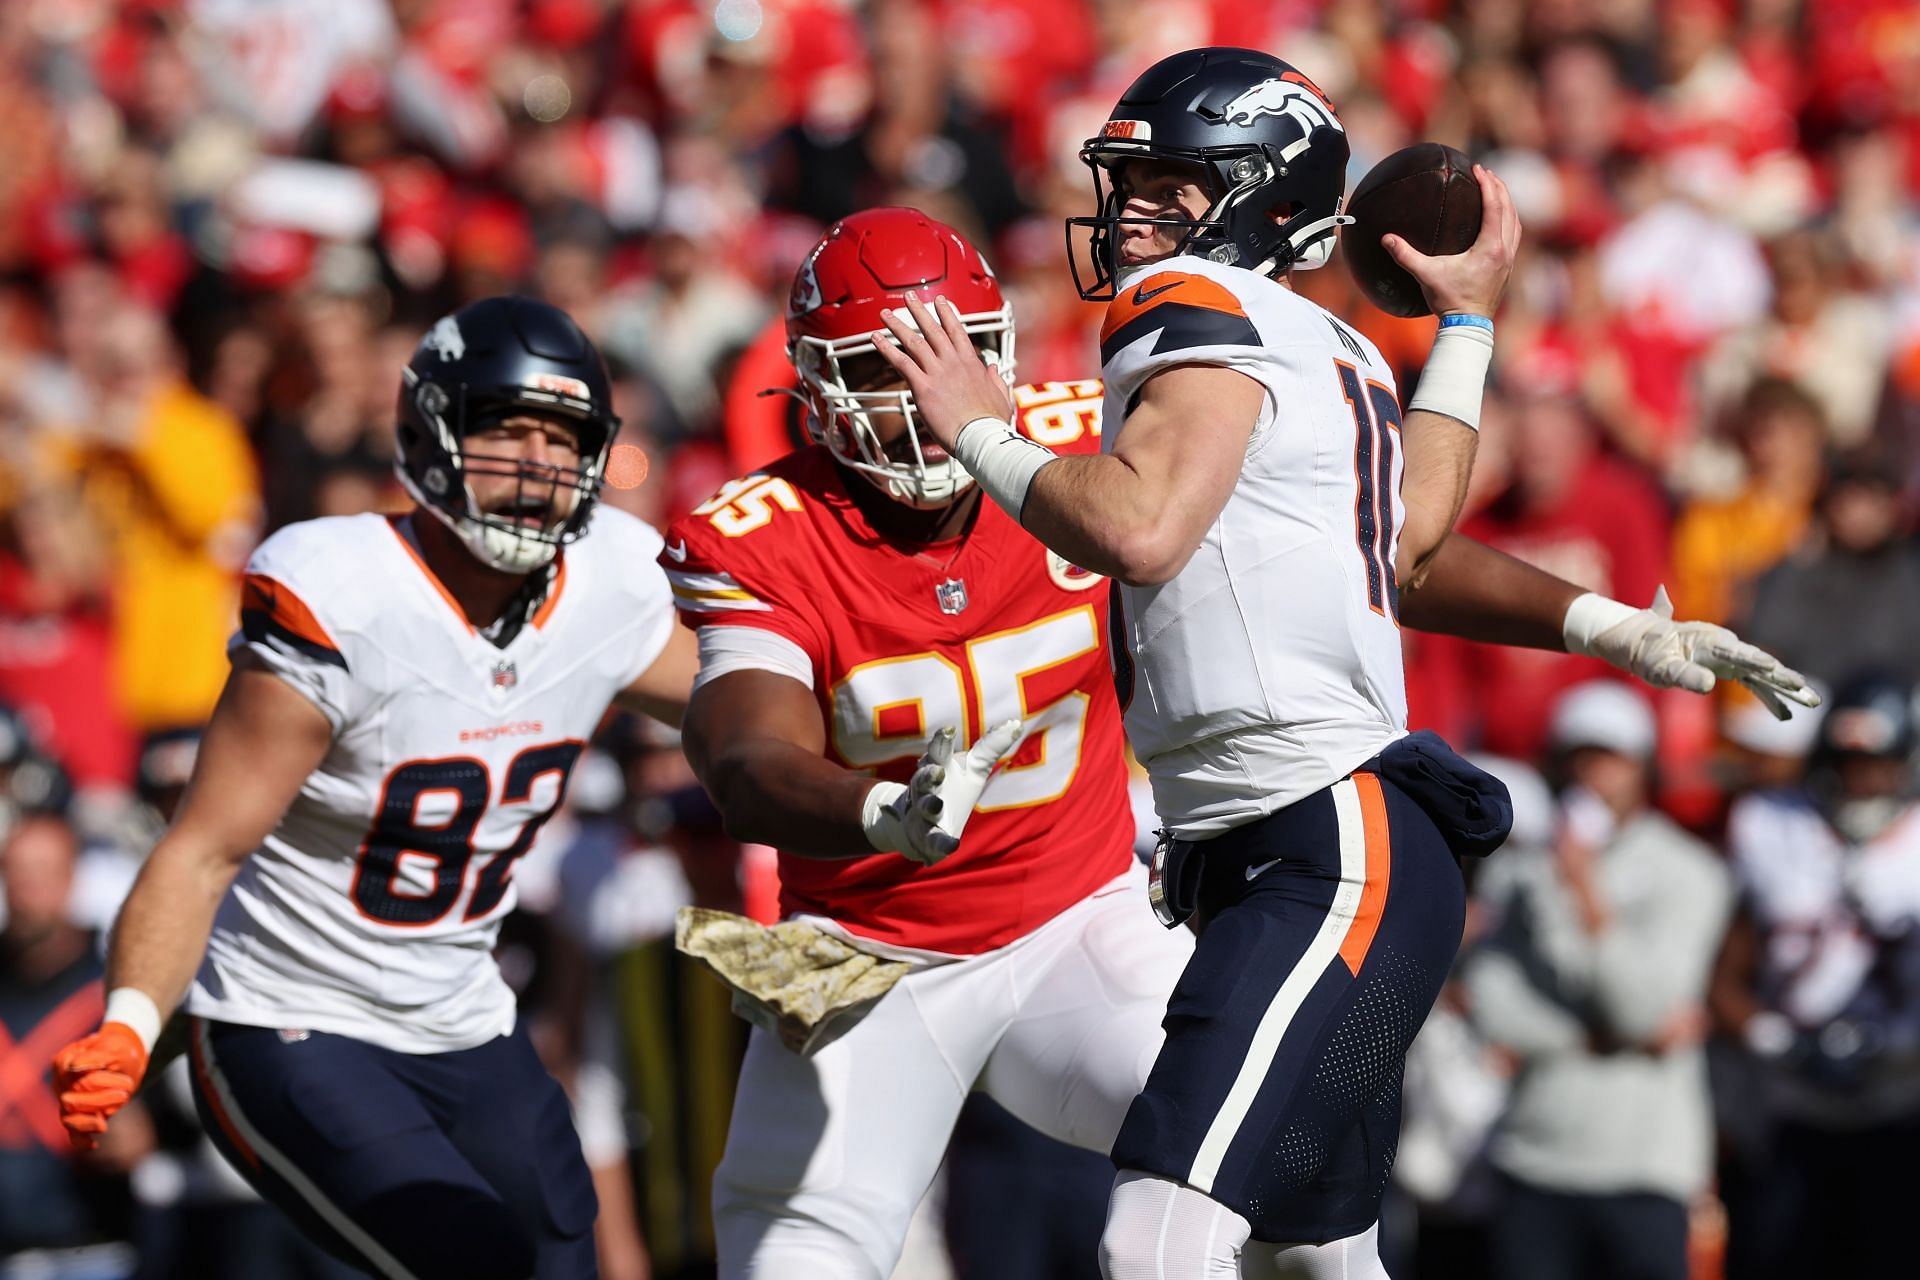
[1,0,1918,1278]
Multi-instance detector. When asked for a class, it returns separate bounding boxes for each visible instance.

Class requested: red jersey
[663,380,1132,954]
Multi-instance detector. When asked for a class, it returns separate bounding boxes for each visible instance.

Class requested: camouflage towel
[674,907,914,1056]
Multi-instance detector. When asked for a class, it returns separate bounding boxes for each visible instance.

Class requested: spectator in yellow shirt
[61,304,260,731]
[1671,378,1824,626]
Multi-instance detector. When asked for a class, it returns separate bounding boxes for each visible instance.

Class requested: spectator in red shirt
[0,485,133,792]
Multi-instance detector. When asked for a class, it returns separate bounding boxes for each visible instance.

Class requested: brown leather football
[1342,143,1481,318]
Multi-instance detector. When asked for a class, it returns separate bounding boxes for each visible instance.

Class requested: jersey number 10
[1335,361,1403,621]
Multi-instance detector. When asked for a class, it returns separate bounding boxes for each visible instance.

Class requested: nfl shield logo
[935,578,969,615]
[491,660,518,690]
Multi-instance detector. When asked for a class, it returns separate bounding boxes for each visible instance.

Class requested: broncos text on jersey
[663,381,1132,955]
[188,509,676,1053]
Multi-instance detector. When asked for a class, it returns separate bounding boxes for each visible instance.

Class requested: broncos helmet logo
[1220,75,1340,135]
[426,316,466,361]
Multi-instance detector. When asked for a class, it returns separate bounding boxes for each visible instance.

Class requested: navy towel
[1367,729,1514,858]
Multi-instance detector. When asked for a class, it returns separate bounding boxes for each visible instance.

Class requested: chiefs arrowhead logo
[1047,550,1103,592]
[788,255,825,318]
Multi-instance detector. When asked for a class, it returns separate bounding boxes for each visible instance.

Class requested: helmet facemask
[792,304,1015,509]
[396,369,615,574]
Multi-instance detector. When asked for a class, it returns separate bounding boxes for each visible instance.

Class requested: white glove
[860,720,1025,865]
[1563,586,1822,719]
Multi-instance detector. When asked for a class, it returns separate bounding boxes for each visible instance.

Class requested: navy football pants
[1112,769,1468,1244]
[187,1017,598,1280]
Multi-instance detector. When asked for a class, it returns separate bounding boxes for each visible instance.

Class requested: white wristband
[1561,592,1641,657]
[104,987,164,1054]
[1406,322,1495,431]
[859,781,909,853]
[952,417,1057,521]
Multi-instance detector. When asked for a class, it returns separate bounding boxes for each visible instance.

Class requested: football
[1342,143,1482,318]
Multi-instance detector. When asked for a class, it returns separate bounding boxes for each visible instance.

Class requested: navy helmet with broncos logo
[395,296,620,574]
[1068,46,1352,300]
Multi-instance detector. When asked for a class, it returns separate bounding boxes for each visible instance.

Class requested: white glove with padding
[860,720,1024,866]
[1564,586,1822,719]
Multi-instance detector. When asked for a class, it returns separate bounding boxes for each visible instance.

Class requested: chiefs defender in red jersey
[665,208,1192,1279]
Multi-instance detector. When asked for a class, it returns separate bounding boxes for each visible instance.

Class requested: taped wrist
[1561,592,1643,658]
[104,988,164,1054]
[952,417,1057,521]
[1406,320,1495,431]
[859,781,909,853]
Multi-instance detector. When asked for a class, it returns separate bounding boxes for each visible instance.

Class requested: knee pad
[1242,1222,1390,1279]
[1099,1170,1250,1280]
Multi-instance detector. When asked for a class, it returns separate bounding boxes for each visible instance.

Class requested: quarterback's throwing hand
[1568,587,1822,719]
[1383,164,1522,319]
[51,1023,151,1149]
[870,294,1015,452]
[861,720,1025,865]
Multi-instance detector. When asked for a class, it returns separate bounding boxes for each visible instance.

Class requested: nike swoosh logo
[663,539,688,562]
[1131,279,1182,307]
[1244,856,1285,882]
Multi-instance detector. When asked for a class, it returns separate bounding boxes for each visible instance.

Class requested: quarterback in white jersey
[876,45,1817,1280]
[1089,249,1411,834]
[54,297,697,1280]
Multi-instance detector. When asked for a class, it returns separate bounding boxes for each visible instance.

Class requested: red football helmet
[787,208,1014,507]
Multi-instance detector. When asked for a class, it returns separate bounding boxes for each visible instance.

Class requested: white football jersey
[1727,789,1920,1027]
[1100,254,1407,835]
[186,508,676,1053]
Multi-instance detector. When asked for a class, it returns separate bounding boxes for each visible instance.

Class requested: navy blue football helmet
[396,296,620,573]
[1808,672,1917,842]
[1068,47,1352,299]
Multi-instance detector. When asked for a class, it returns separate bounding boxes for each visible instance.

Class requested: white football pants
[713,866,1194,1280]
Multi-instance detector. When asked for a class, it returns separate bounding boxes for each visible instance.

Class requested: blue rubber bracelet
[1439,312,1495,334]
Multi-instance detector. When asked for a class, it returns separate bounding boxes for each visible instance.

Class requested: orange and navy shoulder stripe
[1098,270,1260,367]
[241,573,347,670]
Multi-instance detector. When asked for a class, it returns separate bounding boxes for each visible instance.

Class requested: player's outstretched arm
[682,668,878,858]
[685,668,1019,864]
[52,655,332,1147]
[616,621,699,728]
[1019,365,1262,586]
[869,294,1259,586]
[1401,535,1820,718]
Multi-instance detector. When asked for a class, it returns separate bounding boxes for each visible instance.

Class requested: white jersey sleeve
[694,625,816,691]
[1099,262,1277,443]
[588,507,679,688]
[233,526,371,733]
[1098,256,1409,836]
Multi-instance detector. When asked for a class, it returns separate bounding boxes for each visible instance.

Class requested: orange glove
[52,1022,151,1150]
